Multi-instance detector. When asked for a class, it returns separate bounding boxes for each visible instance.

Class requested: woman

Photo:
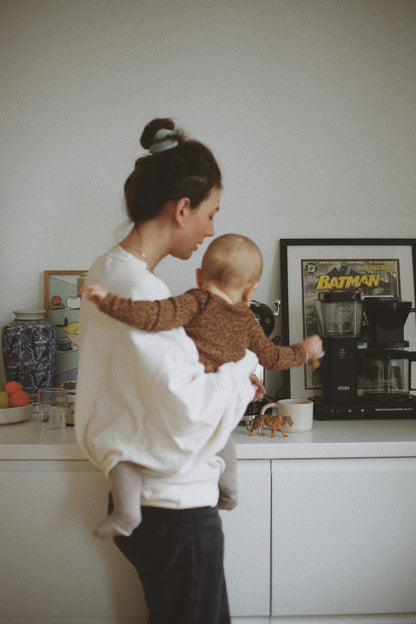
[75,118,262,624]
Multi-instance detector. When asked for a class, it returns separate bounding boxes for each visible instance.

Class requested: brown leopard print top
[99,288,307,373]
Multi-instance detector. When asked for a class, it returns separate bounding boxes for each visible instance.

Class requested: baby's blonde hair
[201,234,263,289]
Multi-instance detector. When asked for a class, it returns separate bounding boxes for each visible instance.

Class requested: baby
[82,234,322,538]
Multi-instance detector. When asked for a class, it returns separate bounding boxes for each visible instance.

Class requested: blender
[314,292,363,404]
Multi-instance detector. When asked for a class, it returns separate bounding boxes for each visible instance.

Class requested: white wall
[1,0,416,393]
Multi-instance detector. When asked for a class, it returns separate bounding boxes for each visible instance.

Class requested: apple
[0,391,9,408]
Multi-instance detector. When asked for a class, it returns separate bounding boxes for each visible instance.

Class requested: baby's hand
[80,284,109,307]
[250,373,266,401]
[303,335,323,360]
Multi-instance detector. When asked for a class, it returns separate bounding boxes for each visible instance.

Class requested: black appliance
[243,300,280,421]
[250,299,280,339]
[314,294,416,419]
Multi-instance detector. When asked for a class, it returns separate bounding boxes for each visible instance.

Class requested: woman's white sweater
[75,246,257,509]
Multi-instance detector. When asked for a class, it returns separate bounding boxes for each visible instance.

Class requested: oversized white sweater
[75,246,258,509]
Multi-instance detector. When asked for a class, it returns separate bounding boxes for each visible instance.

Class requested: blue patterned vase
[1,310,56,397]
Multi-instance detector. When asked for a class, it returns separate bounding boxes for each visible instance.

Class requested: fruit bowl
[0,403,33,425]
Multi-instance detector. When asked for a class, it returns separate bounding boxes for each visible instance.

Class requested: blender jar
[315,292,363,337]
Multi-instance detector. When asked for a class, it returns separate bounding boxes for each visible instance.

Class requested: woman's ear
[173,197,192,227]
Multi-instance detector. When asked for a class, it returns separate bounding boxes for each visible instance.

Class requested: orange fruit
[3,381,23,395]
[9,390,31,407]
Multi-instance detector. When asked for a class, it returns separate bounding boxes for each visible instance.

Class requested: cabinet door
[272,458,416,616]
[0,462,146,622]
[0,459,270,622]
[221,459,271,616]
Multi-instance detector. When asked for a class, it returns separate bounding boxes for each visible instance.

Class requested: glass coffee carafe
[359,349,416,399]
[358,296,416,401]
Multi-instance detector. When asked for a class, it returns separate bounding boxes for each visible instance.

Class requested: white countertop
[0,418,82,460]
[233,419,416,459]
[1,416,416,461]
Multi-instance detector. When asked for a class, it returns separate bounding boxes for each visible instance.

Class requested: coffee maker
[359,296,416,403]
[314,292,416,419]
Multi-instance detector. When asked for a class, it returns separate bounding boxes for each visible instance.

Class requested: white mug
[261,398,313,433]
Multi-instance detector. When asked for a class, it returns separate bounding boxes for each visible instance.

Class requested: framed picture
[280,239,416,399]
[44,270,87,386]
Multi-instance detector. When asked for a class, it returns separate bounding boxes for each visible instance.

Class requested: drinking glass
[38,388,68,430]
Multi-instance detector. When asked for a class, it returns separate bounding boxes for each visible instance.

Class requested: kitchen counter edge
[1,418,416,461]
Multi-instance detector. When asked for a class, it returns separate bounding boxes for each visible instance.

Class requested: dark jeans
[112,502,231,624]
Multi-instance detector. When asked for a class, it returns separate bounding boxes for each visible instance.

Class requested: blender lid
[318,291,361,303]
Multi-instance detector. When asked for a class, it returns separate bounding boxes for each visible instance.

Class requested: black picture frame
[280,238,416,399]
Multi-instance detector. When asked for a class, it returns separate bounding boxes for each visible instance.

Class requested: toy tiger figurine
[249,413,294,438]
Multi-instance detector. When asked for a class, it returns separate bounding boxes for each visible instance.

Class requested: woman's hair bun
[125,118,221,224]
[140,118,178,150]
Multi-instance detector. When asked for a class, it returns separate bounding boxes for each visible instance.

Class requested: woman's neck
[120,222,169,272]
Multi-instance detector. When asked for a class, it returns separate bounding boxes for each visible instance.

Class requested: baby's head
[198,234,263,304]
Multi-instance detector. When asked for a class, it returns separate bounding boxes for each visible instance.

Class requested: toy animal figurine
[249,413,294,438]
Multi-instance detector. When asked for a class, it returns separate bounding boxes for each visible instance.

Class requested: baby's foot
[218,493,238,511]
[93,511,141,539]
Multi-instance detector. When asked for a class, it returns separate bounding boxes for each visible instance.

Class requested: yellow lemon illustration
[64,322,81,348]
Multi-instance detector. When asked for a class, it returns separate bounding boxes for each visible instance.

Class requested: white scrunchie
[149,128,179,154]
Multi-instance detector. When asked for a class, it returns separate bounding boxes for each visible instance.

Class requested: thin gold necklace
[122,229,147,262]
[122,244,147,261]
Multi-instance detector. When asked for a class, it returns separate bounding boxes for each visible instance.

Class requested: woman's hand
[250,373,266,401]
[80,284,109,307]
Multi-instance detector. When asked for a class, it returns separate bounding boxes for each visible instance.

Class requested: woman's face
[174,187,220,259]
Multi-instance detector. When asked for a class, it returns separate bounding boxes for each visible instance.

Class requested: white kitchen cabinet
[0,461,145,623]
[222,459,271,617]
[3,420,416,623]
[0,458,270,623]
[271,458,416,617]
